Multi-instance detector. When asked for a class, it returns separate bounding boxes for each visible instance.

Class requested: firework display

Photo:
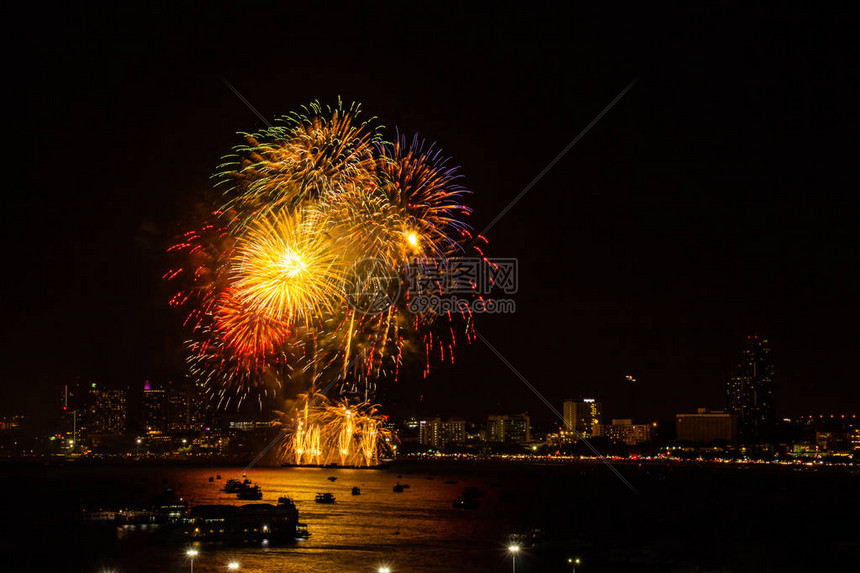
[280,393,395,467]
[167,100,486,419]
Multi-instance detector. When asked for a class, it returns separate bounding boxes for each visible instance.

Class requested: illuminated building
[87,384,128,436]
[676,408,738,444]
[487,413,531,443]
[419,418,466,449]
[562,399,602,437]
[143,381,169,434]
[60,379,89,451]
[726,335,775,440]
[592,419,653,445]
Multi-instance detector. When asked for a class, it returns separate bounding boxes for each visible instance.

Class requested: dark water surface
[4,461,859,572]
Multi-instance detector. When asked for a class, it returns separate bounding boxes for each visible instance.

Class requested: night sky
[4,4,857,427]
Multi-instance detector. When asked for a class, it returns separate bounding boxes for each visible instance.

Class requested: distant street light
[378,567,391,573]
[227,562,240,571]
[508,545,520,573]
[568,557,581,572]
[186,548,198,573]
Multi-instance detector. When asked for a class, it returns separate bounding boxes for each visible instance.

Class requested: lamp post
[227,562,240,571]
[186,548,198,573]
[508,545,520,573]
[378,567,391,573]
[568,557,581,572]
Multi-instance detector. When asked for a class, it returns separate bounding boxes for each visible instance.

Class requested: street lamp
[227,562,240,571]
[378,567,391,573]
[508,545,520,573]
[568,557,581,572]
[186,548,199,573]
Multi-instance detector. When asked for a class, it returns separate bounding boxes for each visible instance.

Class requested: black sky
[3,3,857,426]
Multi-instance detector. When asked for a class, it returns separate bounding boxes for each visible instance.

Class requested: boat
[209,476,214,482]
[351,487,361,495]
[224,478,252,492]
[216,475,221,480]
[177,497,303,545]
[315,492,336,504]
[236,484,263,500]
[328,476,338,482]
[393,484,405,493]
[453,496,480,509]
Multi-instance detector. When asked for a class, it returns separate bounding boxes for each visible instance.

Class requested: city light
[508,544,520,573]
[227,562,240,571]
[186,548,199,573]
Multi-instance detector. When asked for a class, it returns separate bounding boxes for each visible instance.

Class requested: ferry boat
[315,492,336,504]
[236,484,263,500]
[351,487,361,495]
[178,497,303,545]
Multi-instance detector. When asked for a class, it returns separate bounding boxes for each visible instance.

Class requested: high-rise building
[60,379,90,451]
[88,384,128,436]
[726,335,775,440]
[676,408,738,444]
[487,413,531,443]
[562,399,602,437]
[143,381,169,434]
[419,418,466,449]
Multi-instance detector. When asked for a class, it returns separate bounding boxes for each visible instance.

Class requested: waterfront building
[562,399,602,437]
[592,418,653,445]
[676,408,738,444]
[419,417,466,449]
[486,413,531,443]
[143,381,169,434]
[726,335,775,440]
[88,384,128,436]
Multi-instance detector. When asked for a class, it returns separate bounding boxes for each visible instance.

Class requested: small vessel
[351,487,361,495]
[454,496,480,509]
[236,484,263,500]
[315,492,336,504]
[328,476,338,482]
[393,483,405,493]
[209,476,214,482]
[216,474,221,480]
[223,478,240,492]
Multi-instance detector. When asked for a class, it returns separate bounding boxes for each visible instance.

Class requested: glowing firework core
[167,100,486,414]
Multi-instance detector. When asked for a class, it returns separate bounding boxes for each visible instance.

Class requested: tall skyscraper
[562,399,602,437]
[143,381,169,434]
[88,384,128,436]
[726,335,775,441]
